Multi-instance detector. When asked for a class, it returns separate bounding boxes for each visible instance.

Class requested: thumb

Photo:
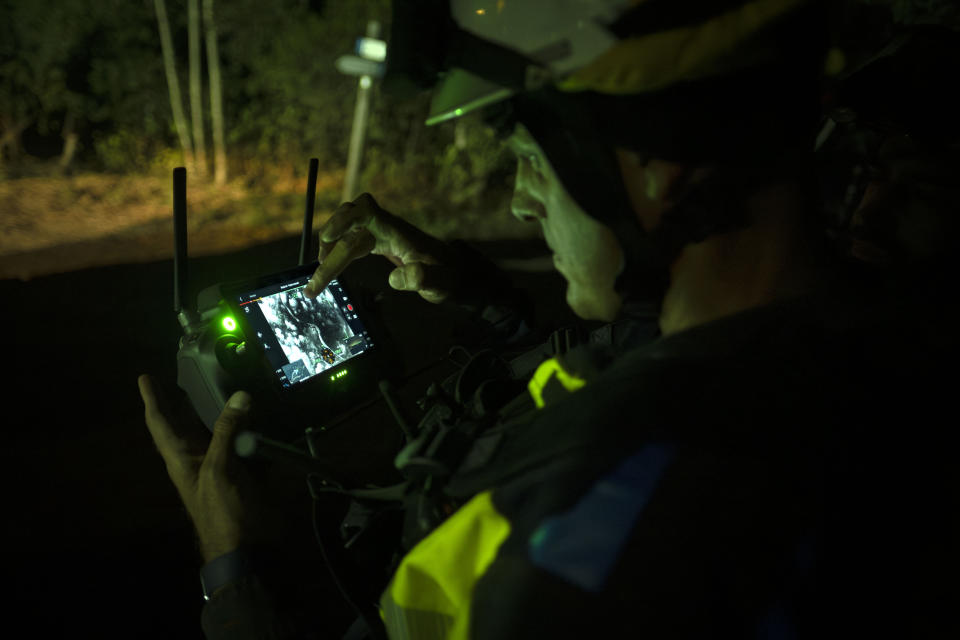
[388,263,454,303]
[206,391,252,475]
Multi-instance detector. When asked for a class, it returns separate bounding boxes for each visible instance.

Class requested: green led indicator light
[222,317,237,332]
[330,370,348,381]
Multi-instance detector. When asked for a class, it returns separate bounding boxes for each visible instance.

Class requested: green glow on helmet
[222,317,237,332]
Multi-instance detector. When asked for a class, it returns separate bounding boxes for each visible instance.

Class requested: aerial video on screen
[257,286,367,384]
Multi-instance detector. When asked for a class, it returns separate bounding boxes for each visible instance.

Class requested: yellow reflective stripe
[381,491,511,640]
[379,599,452,640]
[558,0,807,95]
[527,357,587,410]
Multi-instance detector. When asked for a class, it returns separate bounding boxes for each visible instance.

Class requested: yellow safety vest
[379,357,587,639]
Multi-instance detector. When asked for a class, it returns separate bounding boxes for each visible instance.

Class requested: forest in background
[0,0,524,275]
[3,0,959,277]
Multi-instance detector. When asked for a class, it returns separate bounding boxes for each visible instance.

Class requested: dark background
[0,1,542,631]
[5,1,960,635]
[1,231,577,637]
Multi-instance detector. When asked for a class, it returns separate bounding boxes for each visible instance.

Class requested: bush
[93,129,157,173]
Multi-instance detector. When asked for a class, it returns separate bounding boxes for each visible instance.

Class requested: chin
[567,288,621,323]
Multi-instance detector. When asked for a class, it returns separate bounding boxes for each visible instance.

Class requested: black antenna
[299,158,319,265]
[173,167,197,330]
[173,167,188,314]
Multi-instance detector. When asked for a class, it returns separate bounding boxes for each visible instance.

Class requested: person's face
[507,124,624,322]
[849,134,955,264]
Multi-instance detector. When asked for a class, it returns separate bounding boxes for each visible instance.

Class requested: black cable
[298,351,459,443]
[311,497,387,640]
[447,344,472,367]
[308,480,409,502]
[379,379,416,442]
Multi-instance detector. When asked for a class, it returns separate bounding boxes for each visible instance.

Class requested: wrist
[199,547,255,601]
[201,543,241,566]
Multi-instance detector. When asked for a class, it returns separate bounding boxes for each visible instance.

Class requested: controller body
[177,283,264,430]
[170,162,384,439]
[175,263,384,438]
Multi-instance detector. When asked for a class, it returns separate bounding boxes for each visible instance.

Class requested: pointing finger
[305,230,376,298]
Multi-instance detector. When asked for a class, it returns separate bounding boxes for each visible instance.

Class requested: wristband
[200,548,254,601]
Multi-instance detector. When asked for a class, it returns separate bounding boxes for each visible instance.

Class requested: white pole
[341,20,380,203]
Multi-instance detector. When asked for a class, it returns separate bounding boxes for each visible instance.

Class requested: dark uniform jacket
[202,283,954,639]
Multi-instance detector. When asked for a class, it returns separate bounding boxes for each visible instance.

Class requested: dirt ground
[0,173,311,279]
[0,171,531,281]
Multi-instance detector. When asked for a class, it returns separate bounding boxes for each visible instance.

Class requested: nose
[510,157,546,222]
[511,188,545,223]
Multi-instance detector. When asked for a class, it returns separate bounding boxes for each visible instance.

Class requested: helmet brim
[426,69,516,126]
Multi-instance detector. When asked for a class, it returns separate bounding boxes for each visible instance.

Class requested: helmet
[385,0,828,301]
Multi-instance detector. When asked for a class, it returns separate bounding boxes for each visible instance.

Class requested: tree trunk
[188,0,207,177]
[0,116,32,165]
[154,0,195,172]
[59,111,78,171]
[403,109,423,164]
[454,119,467,149]
[203,0,227,185]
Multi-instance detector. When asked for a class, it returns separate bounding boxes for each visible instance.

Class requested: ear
[617,150,691,200]
[616,149,693,231]
[646,160,693,204]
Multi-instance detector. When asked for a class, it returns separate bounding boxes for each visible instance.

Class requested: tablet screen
[231,274,374,388]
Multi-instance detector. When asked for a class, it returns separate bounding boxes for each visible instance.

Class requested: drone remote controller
[172,162,385,438]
